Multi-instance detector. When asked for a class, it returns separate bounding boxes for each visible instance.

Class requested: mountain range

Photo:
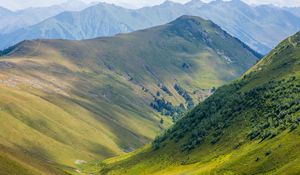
[0,0,93,34]
[0,16,260,174]
[1,0,300,54]
[87,22,300,175]
[286,7,300,18]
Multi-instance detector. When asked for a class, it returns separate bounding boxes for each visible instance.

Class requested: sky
[1,0,300,11]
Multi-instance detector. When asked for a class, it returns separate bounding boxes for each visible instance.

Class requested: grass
[0,145,66,175]
[0,16,259,173]
[82,31,300,175]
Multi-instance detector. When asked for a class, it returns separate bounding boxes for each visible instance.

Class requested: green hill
[86,29,300,175]
[0,16,259,173]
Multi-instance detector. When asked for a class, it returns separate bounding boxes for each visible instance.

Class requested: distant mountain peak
[224,0,249,7]
[84,1,126,12]
[0,6,11,11]
[230,0,248,5]
[210,0,248,6]
[161,0,180,7]
[185,0,205,8]
[0,6,13,15]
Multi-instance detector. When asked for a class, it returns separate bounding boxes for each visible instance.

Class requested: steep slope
[1,0,300,54]
[0,0,92,34]
[89,29,300,175]
[0,16,259,171]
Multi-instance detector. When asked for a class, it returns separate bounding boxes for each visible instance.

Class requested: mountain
[135,1,191,27]
[0,6,13,17]
[1,0,300,54]
[90,29,300,175]
[286,7,300,18]
[0,1,190,49]
[185,0,205,8]
[0,0,92,34]
[194,0,300,54]
[0,16,260,173]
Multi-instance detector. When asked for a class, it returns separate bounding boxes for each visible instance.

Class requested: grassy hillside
[86,29,300,175]
[0,16,259,173]
[0,145,65,175]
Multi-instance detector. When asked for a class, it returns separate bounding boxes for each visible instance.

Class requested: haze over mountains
[1,0,300,54]
[288,7,300,18]
[0,16,260,174]
[0,0,94,34]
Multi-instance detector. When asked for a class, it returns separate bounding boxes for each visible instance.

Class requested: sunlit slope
[92,31,300,175]
[0,16,259,169]
[0,146,65,175]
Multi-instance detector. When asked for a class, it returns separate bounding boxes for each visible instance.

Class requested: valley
[1,1,300,174]
[0,16,260,174]
[83,28,300,175]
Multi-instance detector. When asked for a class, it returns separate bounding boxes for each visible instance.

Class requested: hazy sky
[1,0,300,11]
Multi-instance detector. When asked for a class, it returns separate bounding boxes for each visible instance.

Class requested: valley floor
[78,127,300,175]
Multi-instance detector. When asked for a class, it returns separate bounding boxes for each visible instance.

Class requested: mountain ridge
[1,0,300,54]
[0,0,92,34]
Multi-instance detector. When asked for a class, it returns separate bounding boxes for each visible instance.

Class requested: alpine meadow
[0,0,299,175]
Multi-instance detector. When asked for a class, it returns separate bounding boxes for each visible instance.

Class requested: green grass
[0,145,66,175]
[0,16,259,173]
[0,154,40,175]
[83,31,300,175]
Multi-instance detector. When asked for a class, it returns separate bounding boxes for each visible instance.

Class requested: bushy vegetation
[158,83,173,96]
[174,83,194,109]
[150,97,186,122]
[0,44,18,56]
[150,83,197,122]
[154,76,300,151]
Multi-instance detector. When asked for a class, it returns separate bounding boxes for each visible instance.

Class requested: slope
[0,0,92,34]
[0,146,65,175]
[1,0,300,54]
[89,27,300,175]
[0,16,260,171]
